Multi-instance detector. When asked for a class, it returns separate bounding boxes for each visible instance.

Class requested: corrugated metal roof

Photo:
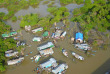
[39,48,54,55]
[52,64,68,74]
[40,58,56,68]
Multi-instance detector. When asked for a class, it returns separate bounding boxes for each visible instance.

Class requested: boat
[32,37,42,42]
[7,56,24,65]
[39,48,54,56]
[39,58,57,69]
[62,49,68,57]
[60,31,67,38]
[32,27,43,33]
[74,43,92,50]
[5,51,18,57]
[72,52,84,60]
[37,42,54,51]
[35,55,41,63]
[52,63,68,74]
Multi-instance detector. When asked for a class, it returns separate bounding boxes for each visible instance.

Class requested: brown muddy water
[0,0,110,74]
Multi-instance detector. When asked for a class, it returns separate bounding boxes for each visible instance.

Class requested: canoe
[62,49,68,57]
[72,52,84,60]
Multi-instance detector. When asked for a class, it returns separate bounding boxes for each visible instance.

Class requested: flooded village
[0,0,110,74]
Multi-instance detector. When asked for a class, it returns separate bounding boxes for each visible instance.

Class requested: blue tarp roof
[75,32,83,40]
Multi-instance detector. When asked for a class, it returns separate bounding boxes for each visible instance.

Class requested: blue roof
[75,32,83,40]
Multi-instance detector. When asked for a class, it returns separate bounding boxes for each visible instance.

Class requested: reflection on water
[0,8,8,14]
[15,5,50,17]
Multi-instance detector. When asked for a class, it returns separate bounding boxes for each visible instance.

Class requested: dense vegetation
[71,0,110,40]
[20,7,70,30]
[0,20,17,72]
[60,0,84,5]
[0,0,42,20]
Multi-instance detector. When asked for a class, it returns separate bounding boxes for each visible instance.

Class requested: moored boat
[72,52,84,60]
[62,49,68,57]
[35,55,41,63]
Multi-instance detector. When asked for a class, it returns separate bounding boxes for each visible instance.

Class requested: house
[39,58,57,69]
[42,31,49,37]
[5,50,18,57]
[39,48,54,56]
[37,42,54,51]
[75,32,83,43]
[2,32,17,38]
[54,30,63,39]
[7,56,24,65]
[5,50,13,54]
[32,27,43,33]
[52,63,68,74]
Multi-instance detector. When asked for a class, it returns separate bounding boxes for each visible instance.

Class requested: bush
[11,16,17,22]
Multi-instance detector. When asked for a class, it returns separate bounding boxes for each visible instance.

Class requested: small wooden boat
[62,49,68,57]
[72,52,84,60]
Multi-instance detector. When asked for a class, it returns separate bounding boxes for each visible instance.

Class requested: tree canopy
[71,0,110,40]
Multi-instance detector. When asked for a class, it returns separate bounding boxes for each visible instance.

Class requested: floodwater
[0,8,8,14]
[15,0,50,17]
[0,0,110,74]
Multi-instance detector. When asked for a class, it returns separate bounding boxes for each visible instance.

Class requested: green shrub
[11,16,17,22]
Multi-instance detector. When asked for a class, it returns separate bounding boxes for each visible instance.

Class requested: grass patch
[43,1,49,4]
[47,1,55,7]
